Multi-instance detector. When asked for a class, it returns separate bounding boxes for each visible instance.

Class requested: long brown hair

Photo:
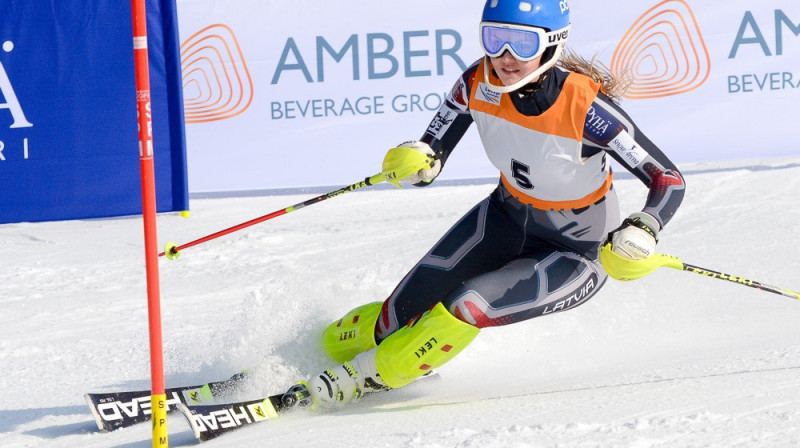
[557,48,631,103]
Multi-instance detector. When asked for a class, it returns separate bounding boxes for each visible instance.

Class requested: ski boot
[305,348,387,409]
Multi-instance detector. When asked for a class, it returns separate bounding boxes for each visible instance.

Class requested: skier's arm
[583,93,686,229]
[397,61,479,187]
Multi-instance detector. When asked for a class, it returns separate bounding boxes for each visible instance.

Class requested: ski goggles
[480,22,570,61]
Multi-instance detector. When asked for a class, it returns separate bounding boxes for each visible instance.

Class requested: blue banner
[0,0,188,224]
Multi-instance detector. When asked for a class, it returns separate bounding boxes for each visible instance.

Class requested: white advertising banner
[174,0,800,193]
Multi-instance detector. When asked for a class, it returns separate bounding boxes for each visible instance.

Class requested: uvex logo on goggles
[480,22,570,61]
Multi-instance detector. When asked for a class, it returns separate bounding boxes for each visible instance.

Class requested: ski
[180,373,440,441]
[179,392,296,442]
[85,372,248,432]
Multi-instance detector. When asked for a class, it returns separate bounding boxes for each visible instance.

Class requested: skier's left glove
[391,141,441,185]
[607,212,660,260]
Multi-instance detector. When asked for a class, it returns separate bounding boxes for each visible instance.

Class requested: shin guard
[375,302,479,389]
[322,302,382,363]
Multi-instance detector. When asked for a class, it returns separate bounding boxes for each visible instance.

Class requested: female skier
[296,0,686,407]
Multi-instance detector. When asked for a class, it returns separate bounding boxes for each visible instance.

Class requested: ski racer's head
[479,0,571,92]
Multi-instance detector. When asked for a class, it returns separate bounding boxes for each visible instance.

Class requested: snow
[2,158,800,448]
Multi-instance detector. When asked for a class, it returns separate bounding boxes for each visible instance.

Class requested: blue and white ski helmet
[479,0,572,93]
[482,0,571,33]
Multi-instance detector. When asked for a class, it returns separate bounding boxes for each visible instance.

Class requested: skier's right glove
[607,212,660,260]
[387,141,441,185]
[600,212,665,281]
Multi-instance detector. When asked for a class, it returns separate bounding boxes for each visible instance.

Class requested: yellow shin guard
[375,302,479,389]
[322,302,383,363]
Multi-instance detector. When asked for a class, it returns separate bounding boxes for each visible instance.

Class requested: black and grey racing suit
[376,59,685,339]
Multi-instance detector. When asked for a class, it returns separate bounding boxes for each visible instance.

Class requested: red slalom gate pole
[131,1,168,446]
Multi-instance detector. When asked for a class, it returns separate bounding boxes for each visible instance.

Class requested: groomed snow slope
[2,159,799,447]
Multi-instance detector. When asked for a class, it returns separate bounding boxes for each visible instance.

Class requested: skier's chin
[498,71,524,86]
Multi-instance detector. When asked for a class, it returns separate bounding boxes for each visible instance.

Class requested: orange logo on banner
[181,24,253,123]
[610,0,710,99]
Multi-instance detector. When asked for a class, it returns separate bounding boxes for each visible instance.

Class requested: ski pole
[160,146,434,260]
[676,262,800,301]
[599,243,800,301]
